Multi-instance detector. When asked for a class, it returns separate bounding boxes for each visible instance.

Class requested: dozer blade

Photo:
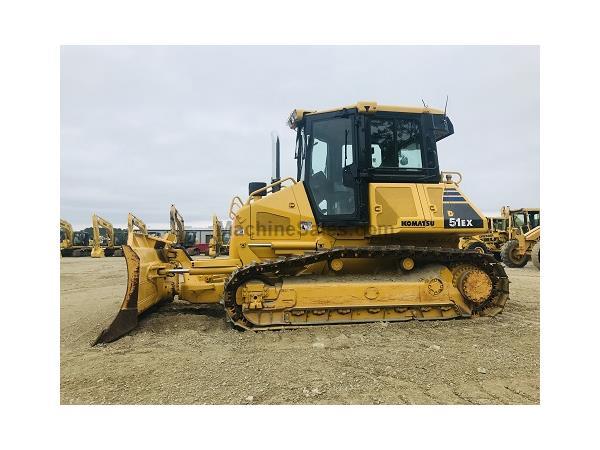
[93,239,177,345]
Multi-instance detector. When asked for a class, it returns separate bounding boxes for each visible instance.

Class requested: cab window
[528,212,540,228]
[370,118,423,169]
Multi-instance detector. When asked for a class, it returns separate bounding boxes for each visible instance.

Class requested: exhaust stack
[271,131,281,192]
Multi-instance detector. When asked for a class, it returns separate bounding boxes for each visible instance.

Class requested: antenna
[443,95,449,117]
[421,99,428,108]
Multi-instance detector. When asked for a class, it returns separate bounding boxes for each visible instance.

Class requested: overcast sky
[61,46,539,229]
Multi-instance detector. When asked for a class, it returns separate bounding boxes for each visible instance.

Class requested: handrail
[246,177,296,204]
[228,196,244,221]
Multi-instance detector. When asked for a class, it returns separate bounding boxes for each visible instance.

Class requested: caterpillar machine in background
[60,219,92,257]
[498,207,540,268]
[209,214,228,257]
[60,219,73,250]
[169,204,185,244]
[502,225,540,270]
[169,204,225,256]
[459,215,508,258]
[95,101,509,345]
[127,212,147,236]
[90,214,124,257]
[459,207,540,267]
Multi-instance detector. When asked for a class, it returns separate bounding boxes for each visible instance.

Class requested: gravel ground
[60,256,539,404]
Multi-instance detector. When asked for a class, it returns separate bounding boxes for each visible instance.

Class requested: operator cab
[511,209,540,233]
[289,102,454,226]
[73,231,90,246]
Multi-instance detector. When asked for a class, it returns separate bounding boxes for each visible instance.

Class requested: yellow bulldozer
[90,214,124,257]
[94,101,510,344]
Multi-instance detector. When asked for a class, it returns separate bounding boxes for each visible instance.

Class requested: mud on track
[60,257,539,404]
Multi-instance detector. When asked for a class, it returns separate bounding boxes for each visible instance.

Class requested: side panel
[368,182,487,235]
[441,185,486,230]
[250,186,301,240]
[369,183,431,234]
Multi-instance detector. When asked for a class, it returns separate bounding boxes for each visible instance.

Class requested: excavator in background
[91,214,124,257]
[169,204,185,245]
[60,219,92,257]
[95,101,510,345]
[60,219,73,250]
[127,212,147,236]
[170,204,229,257]
[209,214,228,257]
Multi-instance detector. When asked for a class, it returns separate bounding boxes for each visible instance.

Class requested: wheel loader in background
[60,219,92,257]
[460,207,540,268]
[95,101,510,345]
[459,215,508,259]
[499,207,540,268]
[91,214,124,257]
[501,225,540,269]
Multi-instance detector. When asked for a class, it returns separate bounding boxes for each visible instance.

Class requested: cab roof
[288,101,445,129]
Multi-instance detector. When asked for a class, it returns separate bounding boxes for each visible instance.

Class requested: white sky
[61,45,539,229]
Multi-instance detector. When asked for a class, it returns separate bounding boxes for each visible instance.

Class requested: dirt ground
[60,257,539,405]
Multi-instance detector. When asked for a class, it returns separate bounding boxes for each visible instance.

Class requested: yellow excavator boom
[127,212,147,243]
[60,219,73,249]
[91,214,114,257]
[169,204,185,244]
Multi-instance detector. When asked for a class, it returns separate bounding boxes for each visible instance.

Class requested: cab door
[303,112,362,226]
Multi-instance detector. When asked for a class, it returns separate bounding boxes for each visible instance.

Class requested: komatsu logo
[401,220,435,227]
